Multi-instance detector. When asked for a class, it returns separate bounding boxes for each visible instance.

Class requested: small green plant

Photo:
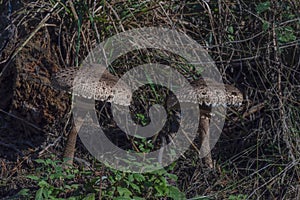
[18,156,88,200]
[277,26,297,44]
[136,113,148,126]
[18,154,184,200]
[101,164,185,199]
[256,1,297,44]
[227,26,235,41]
[133,137,155,153]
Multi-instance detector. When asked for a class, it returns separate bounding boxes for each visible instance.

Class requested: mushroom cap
[191,78,243,106]
[53,68,243,107]
[168,78,243,107]
[52,66,132,106]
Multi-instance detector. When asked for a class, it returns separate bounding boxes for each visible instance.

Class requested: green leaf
[35,159,46,164]
[35,188,45,200]
[49,173,62,180]
[166,173,178,181]
[133,174,145,182]
[71,184,80,189]
[17,188,30,196]
[45,158,54,165]
[64,185,72,190]
[117,187,132,197]
[168,186,186,200]
[128,174,134,182]
[65,174,75,179]
[278,27,296,43]
[154,185,165,196]
[256,1,270,14]
[129,182,141,193]
[26,175,40,181]
[67,197,77,200]
[38,180,49,188]
[228,26,234,34]
[55,165,63,172]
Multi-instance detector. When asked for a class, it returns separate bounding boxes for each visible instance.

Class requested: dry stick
[241,102,265,119]
[7,155,30,179]
[38,136,62,156]
[181,128,201,156]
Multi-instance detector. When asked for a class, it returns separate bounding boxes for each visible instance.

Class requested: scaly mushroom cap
[53,68,243,107]
[191,78,243,107]
[168,78,243,107]
[52,67,132,106]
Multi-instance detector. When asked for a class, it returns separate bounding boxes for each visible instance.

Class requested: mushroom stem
[63,121,77,165]
[63,104,93,166]
[199,112,213,168]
